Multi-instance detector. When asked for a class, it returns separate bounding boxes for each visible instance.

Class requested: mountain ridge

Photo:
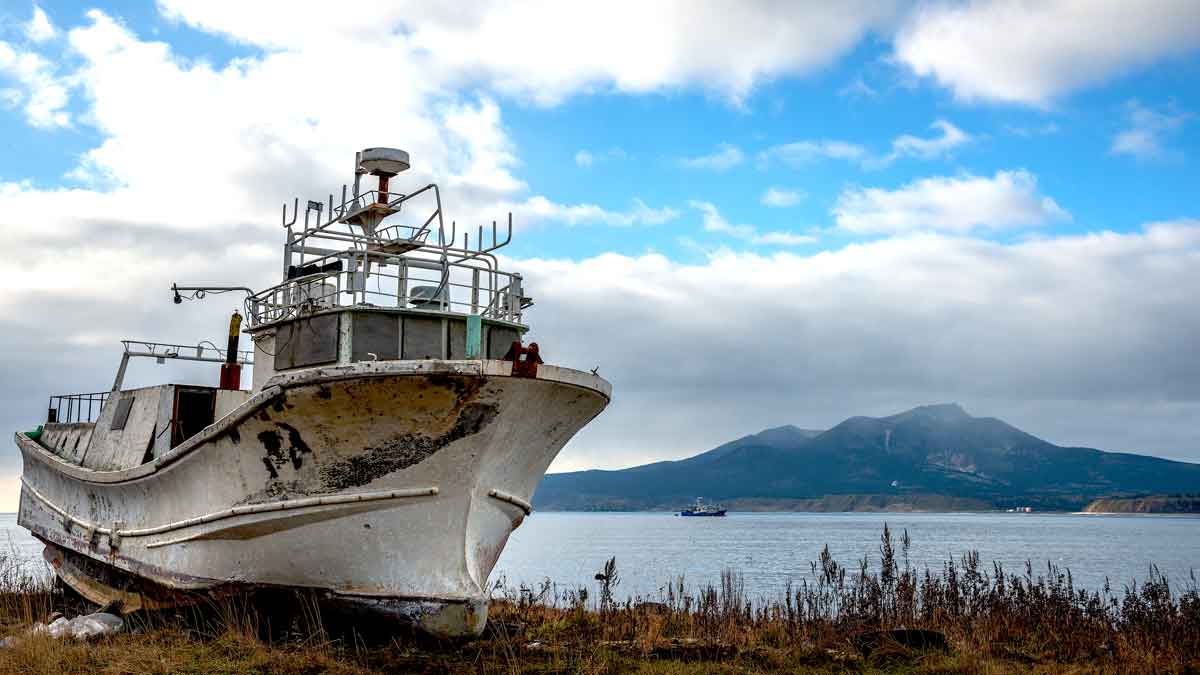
[534,404,1200,512]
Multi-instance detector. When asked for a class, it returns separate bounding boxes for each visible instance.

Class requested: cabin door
[171,387,216,448]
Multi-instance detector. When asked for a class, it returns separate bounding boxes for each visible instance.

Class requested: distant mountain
[534,404,1200,512]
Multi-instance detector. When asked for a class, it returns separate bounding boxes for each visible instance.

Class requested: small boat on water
[13,147,611,637]
[679,498,726,517]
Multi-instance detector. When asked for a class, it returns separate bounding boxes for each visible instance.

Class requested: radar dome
[359,147,410,177]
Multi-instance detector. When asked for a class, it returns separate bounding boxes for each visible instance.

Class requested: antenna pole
[352,151,364,200]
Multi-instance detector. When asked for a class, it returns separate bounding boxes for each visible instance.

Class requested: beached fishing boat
[13,148,611,637]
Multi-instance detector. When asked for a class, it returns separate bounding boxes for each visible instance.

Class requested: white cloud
[750,231,817,246]
[691,200,754,238]
[760,187,804,207]
[1004,122,1060,137]
[574,147,626,168]
[25,5,58,43]
[838,74,877,99]
[760,120,971,170]
[523,196,678,227]
[894,0,1200,106]
[833,170,1071,234]
[689,200,814,246]
[516,221,1200,469]
[679,143,745,171]
[883,119,971,163]
[1110,100,1192,160]
[158,0,901,105]
[758,139,867,167]
[0,40,71,128]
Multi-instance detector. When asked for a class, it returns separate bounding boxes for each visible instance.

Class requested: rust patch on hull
[241,372,502,499]
[258,422,314,478]
[319,401,498,491]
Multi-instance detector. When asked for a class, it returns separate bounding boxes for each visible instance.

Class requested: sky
[1,1,1199,509]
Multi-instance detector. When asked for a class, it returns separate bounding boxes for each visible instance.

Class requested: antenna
[475,214,512,254]
[281,198,299,228]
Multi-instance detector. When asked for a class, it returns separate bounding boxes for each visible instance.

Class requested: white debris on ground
[0,612,123,647]
[38,612,124,639]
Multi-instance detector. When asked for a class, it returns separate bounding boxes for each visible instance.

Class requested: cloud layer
[158,0,901,105]
[519,221,1200,470]
[5,222,1200,483]
[834,170,1071,234]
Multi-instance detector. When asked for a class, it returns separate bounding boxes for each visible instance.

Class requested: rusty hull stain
[319,401,498,491]
[258,430,284,478]
[257,421,314,479]
[244,372,499,499]
[277,422,312,469]
[235,479,311,506]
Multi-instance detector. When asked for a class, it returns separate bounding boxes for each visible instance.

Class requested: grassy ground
[0,526,1196,673]
[0,615,1144,674]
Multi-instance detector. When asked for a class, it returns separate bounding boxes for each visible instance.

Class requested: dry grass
[0,525,1196,673]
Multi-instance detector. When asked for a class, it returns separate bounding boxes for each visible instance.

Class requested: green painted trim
[465,315,482,359]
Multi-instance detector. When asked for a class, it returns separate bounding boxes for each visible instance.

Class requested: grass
[0,525,1197,673]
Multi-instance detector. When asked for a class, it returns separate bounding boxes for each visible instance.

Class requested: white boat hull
[16,359,609,637]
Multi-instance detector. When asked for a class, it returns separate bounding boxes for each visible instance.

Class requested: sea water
[492,511,1199,601]
[3,511,1197,601]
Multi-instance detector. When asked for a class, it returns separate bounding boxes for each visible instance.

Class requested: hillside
[534,404,1200,512]
[1084,495,1200,514]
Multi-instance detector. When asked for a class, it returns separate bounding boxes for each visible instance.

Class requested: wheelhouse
[239,147,531,391]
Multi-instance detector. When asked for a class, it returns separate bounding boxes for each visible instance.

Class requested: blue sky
[507,54,1200,260]
[1,1,1199,504]
[4,1,1198,262]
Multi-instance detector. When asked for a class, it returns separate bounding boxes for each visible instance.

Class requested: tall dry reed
[488,523,1200,669]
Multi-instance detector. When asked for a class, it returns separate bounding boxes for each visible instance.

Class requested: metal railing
[110,340,255,391]
[174,164,530,330]
[119,340,254,364]
[285,186,443,238]
[47,392,109,424]
[247,179,528,327]
[248,248,528,326]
